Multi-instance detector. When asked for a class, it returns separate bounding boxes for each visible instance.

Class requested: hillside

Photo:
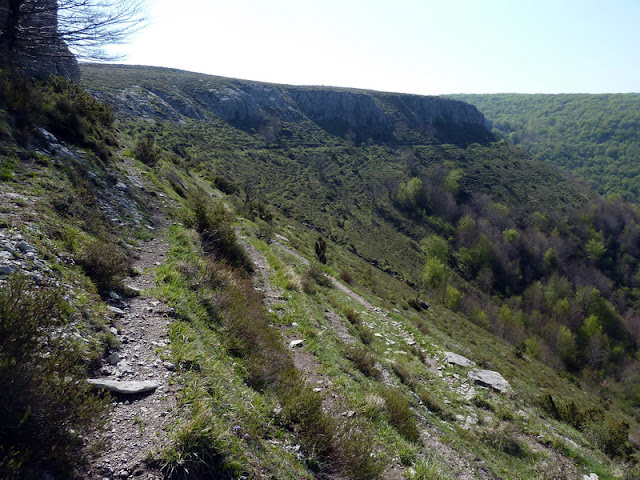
[449,93,640,202]
[0,65,639,479]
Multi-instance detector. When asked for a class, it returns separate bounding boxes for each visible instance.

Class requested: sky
[105,0,640,95]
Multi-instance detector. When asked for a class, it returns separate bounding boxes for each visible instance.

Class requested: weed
[417,388,444,415]
[306,262,332,288]
[187,192,252,272]
[344,307,361,324]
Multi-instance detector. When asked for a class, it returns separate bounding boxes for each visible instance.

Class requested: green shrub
[346,345,381,379]
[306,262,332,288]
[355,324,374,345]
[76,237,130,293]
[0,275,107,478]
[417,388,444,415]
[340,268,353,284]
[134,134,161,166]
[344,307,361,324]
[480,423,528,457]
[189,193,253,272]
[379,387,420,442]
[392,362,416,388]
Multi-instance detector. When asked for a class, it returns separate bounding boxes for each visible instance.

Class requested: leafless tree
[57,0,146,60]
[0,0,146,72]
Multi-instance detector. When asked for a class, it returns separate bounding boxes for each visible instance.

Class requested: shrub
[379,387,420,442]
[76,237,130,293]
[134,134,161,166]
[189,193,253,272]
[417,388,444,415]
[480,423,528,457]
[346,345,381,379]
[392,362,416,388]
[355,324,374,345]
[306,262,332,288]
[0,274,107,478]
[344,307,361,324]
[340,268,353,284]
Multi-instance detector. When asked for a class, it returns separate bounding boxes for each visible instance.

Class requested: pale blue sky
[107,0,640,95]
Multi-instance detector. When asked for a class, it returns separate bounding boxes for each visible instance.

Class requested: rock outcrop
[0,0,79,79]
[82,65,490,142]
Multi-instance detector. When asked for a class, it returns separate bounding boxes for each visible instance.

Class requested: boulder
[87,379,158,394]
[444,352,475,367]
[468,369,512,393]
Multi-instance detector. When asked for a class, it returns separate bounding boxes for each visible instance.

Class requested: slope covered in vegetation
[450,93,640,202]
[1,65,640,479]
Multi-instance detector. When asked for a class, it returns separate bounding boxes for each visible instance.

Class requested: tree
[0,0,145,77]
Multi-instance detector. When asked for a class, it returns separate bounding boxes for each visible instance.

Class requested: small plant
[346,345,381,379]
[315,236,327,264]
[480,423,528,457]
[344,307,361,324]
[188,192,253,272]
[306,262,332,288]
[406,457,453,480]
[340,268,353,284]
[379,387,420,442]
[134,134,161,166]
[392,362,416,388]
[417,388,445,416]
[76,237,130,293]
[355,324,374,345]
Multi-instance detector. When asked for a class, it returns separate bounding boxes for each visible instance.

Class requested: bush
[392,362,416,388]
[189,193,253,272]
[134,134,161,166]
[480,423,528,457]
[306,262,332,288]
[355,324,374,345]
[0,275,107,478]
[346,345,381,379]
[340,268,353,284]
[344,307,361,324]
[76,237,130,293]
[417,388,444,415]
[379,387,420,442]
[406,457,453,480]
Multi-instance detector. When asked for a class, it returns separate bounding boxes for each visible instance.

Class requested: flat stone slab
[87,379,158,394]
[468,369,511,393]
[444,352,475,367]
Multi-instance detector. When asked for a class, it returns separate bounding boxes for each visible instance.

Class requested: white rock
[468,369,512,393]
[87,379,158,394]
[289,339,304,348]
[444,352,475,367]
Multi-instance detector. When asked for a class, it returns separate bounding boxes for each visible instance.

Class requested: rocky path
[82,225,178,479]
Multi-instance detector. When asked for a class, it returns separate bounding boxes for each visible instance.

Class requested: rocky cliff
[82,64,489,142]
[0,0,79,79]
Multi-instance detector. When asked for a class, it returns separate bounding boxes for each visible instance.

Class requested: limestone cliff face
[82,65,489,140]
[0,0,79,79]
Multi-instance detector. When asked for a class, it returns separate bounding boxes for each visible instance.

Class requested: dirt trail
[82,225,178,480]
